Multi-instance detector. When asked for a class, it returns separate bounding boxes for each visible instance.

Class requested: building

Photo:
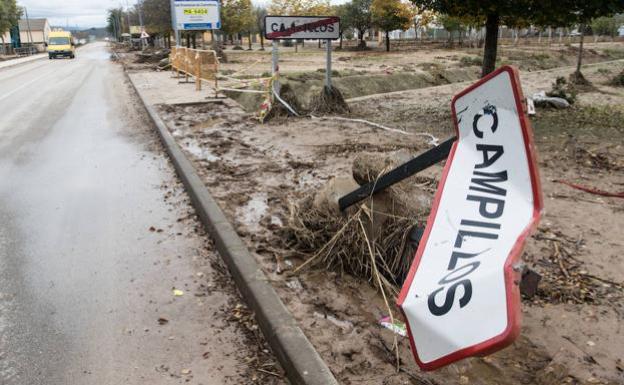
[619,25,624,37]
[1,18,51,53]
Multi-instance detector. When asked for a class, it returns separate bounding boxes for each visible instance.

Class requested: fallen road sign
[398,66,543,371]
[264,16,340,40]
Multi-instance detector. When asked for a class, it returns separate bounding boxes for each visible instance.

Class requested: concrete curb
[124,69,339,385]
[0,54,47,71]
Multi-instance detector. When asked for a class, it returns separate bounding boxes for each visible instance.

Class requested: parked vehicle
[47,31,75,59]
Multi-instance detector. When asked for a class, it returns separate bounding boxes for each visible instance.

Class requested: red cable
[554,180,624,199]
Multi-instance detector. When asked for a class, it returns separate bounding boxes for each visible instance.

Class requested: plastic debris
[379,316,407,337]
[173,289,184,296]
[530,91,570,109]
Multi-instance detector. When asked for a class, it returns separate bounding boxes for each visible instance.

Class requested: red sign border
[264,15,341,40]
[397,65,543,371]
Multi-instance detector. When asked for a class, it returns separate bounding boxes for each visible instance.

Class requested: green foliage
[342,0,373,46]
[371,0,413,33]
[547,77,577,104]
[0,0,22,40]
[268,0,330,15]
[460,55,483,67]
[591,14,624,36]
[140,0,172,36]
[611,70,624,87]
[221,0,255,37]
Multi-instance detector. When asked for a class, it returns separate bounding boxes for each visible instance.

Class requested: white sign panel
[398,66,543,371]
[264,16,340,40]
[172,0,220,31]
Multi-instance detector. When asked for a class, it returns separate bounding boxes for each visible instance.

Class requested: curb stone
[124,67,339,385]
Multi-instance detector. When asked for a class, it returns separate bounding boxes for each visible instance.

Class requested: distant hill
[50,27,110,39]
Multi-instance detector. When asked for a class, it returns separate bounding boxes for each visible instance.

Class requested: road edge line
[123,66,339,385]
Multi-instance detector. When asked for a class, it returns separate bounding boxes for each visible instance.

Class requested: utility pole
[137,0,146,48]
[23,7,35,55]
[170,0,180,47]
[125,0,131,34]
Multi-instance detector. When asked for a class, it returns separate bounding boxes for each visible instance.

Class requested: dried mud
[152,50,624,385]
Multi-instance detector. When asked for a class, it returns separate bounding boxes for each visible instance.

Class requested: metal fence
[170,47,219,93]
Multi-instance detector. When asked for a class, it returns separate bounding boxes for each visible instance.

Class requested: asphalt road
[0,43,270,384]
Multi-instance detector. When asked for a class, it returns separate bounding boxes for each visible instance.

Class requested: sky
[18,0,349,30]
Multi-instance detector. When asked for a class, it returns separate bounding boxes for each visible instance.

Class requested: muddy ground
[123,42,624,385]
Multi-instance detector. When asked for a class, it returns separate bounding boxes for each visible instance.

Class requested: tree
[254,6,267,50]
[437,14,464,46]
[140,0,172,46]
[591,16,619,37]
[333,4,350,49]
[221,0,254,46]
[107,8,127,41]
[411,0,537,77]
[0,0,22,54]
[342,0,373,49]
[411,5,435,41]
[372,0,413,52]
[532,1,624,79]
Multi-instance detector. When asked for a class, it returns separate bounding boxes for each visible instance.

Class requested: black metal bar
[338,137,457,211]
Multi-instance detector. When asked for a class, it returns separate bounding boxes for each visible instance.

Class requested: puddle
[313,311,354,332]
[236,193,269,232]
[182,138,220,162]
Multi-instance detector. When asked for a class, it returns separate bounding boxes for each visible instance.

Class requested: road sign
[172,0,221,31]
[398,66,543,371]
[264,16,340,40]
[141,31,150,39]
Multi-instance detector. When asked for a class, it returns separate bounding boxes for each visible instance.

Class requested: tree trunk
[385,30,390,52]
[359,29,366,49]
[482,13,500,77]
[192,33,197,49]
[260,33,264,50]
[414,21,419,41]
[248,32,252,50]
[576,25,585,75]
[340,32,343,49]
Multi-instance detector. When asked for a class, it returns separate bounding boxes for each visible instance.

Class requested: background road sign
[264,16,340,40]
[398,66,543,371]
[172,0,221,31]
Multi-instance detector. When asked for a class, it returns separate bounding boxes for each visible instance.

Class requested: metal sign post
[325,39,332,89]
[397,66,543,371]
[272,39,280,96]
[263,15,340,95]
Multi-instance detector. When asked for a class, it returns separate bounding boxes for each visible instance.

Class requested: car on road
[47,31,76,59]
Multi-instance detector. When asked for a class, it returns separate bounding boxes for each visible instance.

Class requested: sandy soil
[124,43,624,385]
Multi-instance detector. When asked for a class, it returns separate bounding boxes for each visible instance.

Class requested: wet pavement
[0,43,266,384]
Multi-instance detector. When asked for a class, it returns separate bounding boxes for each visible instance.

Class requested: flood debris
[284,151,433,293]
[310,86,350,115]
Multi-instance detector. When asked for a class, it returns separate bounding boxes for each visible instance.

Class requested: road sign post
[325,39,332,89]
[398,66,543,371]
[264,15,340,94]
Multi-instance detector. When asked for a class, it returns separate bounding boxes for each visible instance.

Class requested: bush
[611,70,624,87]
[459,55,483,67]
[547,77,577,104]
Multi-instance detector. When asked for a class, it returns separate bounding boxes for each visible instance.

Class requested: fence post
[196,51,202,91]
[214,51,219,98]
